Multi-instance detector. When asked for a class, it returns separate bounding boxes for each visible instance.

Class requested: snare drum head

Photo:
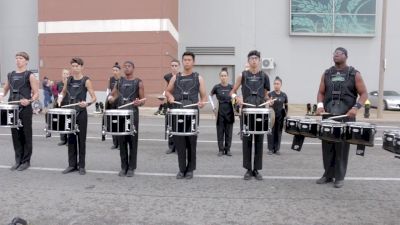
[346,122,375,128]
[168,108,198,115]
[48,108,76,114]
[383,130,400,136]
[300,118,318,124]
[0,104,19,110]
[104,109,133,116]
[242,108,271,114]
[285,116,304,122]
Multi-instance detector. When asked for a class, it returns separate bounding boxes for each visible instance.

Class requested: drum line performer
[165,51,207,179]
[267,76,288,155]
[164,59,180,154]
[104,62,122,150]
[230,50,271,180]
[57,57,97,175]
[0,52,39,171]
[210,67,235,157]
[108,60,145,177]
[316,47,368,188]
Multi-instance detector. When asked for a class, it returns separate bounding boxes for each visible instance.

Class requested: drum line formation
[1,49,399,186]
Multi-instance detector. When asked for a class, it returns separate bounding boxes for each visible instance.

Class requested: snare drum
[299,118,319,138]
[0,104,20,128]
[45,108,77,133]
[318,120,346,142]
[103,109,136,135]
[167,109,198,136]
[382,130,400,154]
[284,116,303,135]
[345,122,376,147]
[241,108,271,135]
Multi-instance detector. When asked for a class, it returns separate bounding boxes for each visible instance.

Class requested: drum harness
[8,71,31,129]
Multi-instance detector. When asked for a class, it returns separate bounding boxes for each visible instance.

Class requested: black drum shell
[46,111,77,133]
[318,124,344,143]
[243,113,269,133]
[298,122,318,138]
[285,118,301,135]
[345,126,375,147]
[382,132,400,154]
[0,106,19,127]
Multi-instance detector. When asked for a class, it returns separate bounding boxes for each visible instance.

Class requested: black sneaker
[126,170,134,177]
[10,163,20,171]
[110,145,118,150]
[57,141,67,146]
[253,170,263,180]
[17,162,30,171]
[185,171,193,179]
[118,170,126,177]
[316,177,333,184]
[176,172,185,179]
[62,167,77,174]
[244,170,252,180]
[225,150,232,156]
[267,151,274,155]
[334,180,344,188]
[217,151,224,157]
[79,168,86,175]
[275,151,281,155]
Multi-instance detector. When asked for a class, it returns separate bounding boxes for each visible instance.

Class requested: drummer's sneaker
[176,172,185,179]
[244,170,252,180]
[79,168,86,175]
[165,148,175,154]
[185,171,193,179]
[118,170,126,177]
[316,176,333,184]
[62,166,77,174]
[274,151,281,155]
[10,163,20,171]
[334,180,344,188]
[218,151,224,157]
[126,170,134,177]
[225,150,232,156]
[17,162,30,171]
[267,150,274,155]
[253,170,263,180]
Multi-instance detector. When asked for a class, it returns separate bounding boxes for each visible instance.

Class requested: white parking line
[1,165,399,181]
[0,133,384,145]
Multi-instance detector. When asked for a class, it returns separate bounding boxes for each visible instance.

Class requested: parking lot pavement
[0,115,399,225]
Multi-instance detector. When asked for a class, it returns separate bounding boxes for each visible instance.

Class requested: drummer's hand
[133,98,142,106]
[212,109,218,117]
[316,107,325,116]
[20,98,31,106]
[79,101,88,108]
[167,96,175,104]
[235,96,243,106]
[268,98,275,106]
[346,107,358,118]
[198,101,205,108]
[107,95,114,103]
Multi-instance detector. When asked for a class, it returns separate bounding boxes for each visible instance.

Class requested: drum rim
[168,108,198,114]
[346,122,376,128]
[104,109,134,115]
[242,108,271,113]
[0,104,19,109]
[48,108,77,113]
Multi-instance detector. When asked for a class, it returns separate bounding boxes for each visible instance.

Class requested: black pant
[11,106,33,164]
[174,135,197,173]
[321,140,350,181]
[267,115,284,152]
[216,117,233,152]
[60,134,67,143]
[242,134,264,170]
[112,135,119,147]
[67,110,88,168]
[118,111,139,171]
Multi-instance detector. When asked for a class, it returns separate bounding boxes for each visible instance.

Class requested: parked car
[368,90,400,110]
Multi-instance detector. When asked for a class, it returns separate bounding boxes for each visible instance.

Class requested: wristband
[353,102,362,109]
[317,102,324,109]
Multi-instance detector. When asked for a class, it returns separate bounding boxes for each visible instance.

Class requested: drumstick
[118,98,147,109]
[259,99,277,107]
[327,115,348,120]
[183,102,209,108]
[61,102,85,108]
[2,100,34,104]
[242,102,256,107]
[172,101,182,105]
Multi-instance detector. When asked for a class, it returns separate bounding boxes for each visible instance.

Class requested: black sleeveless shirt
[241,70,270,107]
[117,77,141,111]
[66,76,89,112]
[173,73,200,108]
[323,66,358,116]
[7,71,32,102]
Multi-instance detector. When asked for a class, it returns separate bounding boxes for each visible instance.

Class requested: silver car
[369,90,400,110]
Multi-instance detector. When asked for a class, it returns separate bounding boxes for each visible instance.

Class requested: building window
[290,0,376,36]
